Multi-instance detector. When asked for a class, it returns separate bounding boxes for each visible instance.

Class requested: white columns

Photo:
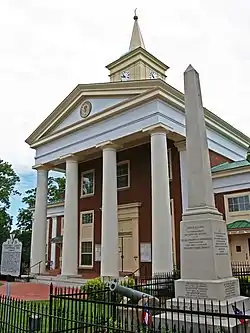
[61,157,78,276]
[175,141,188,213]
[100,143,119,278]
[30,167,48,274]
[50,217,57,269]
[150,127,173,275]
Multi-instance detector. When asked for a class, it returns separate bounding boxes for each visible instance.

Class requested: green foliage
[0,159,19,257]
[47,176,65,203]
[82,277,106,300]
[0,159,20,209]
[82,276,136,303]
[121,276,135,288]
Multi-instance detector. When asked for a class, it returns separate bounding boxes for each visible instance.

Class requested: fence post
[48,283,53,332]
[111,291,117,322]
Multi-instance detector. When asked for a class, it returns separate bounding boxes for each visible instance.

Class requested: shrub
[81,277,106,301]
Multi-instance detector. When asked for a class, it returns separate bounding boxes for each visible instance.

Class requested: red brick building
[27,15,250,278]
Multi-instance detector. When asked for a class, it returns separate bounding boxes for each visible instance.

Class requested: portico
[27,14,249,279]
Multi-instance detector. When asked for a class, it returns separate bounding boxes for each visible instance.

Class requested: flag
[232,305,248,325]
[142,304,152,327]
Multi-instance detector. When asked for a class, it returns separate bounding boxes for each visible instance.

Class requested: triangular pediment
[49,96,130,135]
[26,81,167,146]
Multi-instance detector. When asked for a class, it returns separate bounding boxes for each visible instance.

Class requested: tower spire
[129,9,145,51]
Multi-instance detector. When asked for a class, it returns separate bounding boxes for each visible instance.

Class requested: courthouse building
[26,15,250,278]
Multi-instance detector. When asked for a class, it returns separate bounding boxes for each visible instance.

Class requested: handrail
[26,261,43,282]
[29,260,43,270]
[128,264,145,278]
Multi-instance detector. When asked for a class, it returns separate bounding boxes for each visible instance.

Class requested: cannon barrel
[109,280,152,301]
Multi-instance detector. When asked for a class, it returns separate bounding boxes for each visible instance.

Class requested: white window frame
[61,216,64,235]
[79,210,94,268]
[224,192,250,220]
[168,148,173,181]
[80,169,95,198]
[117,161,130,190]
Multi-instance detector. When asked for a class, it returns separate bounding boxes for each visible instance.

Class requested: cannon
[108,280,161,326]
[109,280,153,302]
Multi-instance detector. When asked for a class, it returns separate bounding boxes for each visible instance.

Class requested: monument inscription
[184,282,208,299]
[214,231,228,256]
[182,225,212,251]
[224,280,237,299]
[1,236,22,277]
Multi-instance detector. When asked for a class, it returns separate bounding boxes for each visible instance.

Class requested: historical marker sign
[1,235,22,277]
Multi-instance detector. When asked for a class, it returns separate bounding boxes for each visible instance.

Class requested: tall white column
[50,217,57,269]
[150,127,173,275]
[30,167,48,274]
[100,143,119,278]
[175,141,188,213]
[61,157,78,276]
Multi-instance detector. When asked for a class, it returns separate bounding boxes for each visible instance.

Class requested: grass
[0,297,113,332]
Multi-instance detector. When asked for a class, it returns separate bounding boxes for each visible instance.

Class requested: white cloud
[0,0,250,177]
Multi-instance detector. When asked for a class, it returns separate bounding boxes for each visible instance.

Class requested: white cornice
[26,80,250,151]
[212,166,250,178]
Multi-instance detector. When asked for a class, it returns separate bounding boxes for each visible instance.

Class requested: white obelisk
[175,65,245,303]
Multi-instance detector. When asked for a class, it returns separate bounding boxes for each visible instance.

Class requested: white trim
[224,192,250,222]
[117,160,130,190]
[61,216,64,235]
[168,148,172,181]
[80,169,95,198]
[79,210,94,268]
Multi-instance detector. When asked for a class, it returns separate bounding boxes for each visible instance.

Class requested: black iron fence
[0,264,250,332]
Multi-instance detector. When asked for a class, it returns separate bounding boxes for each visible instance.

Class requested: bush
[81,276,136,302]
[81,277,106,301]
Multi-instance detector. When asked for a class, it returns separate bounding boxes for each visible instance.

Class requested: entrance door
[118,232,134,272]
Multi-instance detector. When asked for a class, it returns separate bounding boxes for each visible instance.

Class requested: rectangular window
[81,170,95,197]
[228,195,250,212]
[81,241,93,266]
[117,161,130,189]
[236,246,241,253]
[81,212,93,225]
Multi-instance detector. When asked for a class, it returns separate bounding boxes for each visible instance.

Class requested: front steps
[33,275,88,288]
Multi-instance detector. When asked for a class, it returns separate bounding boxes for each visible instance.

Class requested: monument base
[154,296,250,333]
[175,276,240,301]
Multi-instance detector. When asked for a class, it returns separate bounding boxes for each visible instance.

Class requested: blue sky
[1,0,250,223]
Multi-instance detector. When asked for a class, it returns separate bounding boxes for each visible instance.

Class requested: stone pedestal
[155,295,250,333]
[176,209,240,300]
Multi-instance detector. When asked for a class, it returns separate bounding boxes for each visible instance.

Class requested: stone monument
[1,234,22,277]
[157,65,250,330]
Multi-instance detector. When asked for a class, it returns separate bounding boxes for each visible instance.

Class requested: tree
[0,159,20,257]
[15,175,65,269]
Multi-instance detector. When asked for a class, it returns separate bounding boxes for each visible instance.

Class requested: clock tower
[106,11,169,82]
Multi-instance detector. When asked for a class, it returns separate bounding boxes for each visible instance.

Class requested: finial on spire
[134,8,138,20]
[129,9,145,51]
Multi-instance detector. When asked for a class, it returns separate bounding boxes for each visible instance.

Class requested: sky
[1,0,250,222]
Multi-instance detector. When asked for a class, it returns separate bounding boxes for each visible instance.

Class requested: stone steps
[33,275,88,288]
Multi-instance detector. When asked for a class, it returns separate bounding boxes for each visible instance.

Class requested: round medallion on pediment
[80,101,92,118]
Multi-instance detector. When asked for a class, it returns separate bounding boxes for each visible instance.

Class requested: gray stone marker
[1,234,22,278]
[155,65,250,331]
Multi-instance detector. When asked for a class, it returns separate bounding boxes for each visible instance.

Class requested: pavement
[0,282,50,301]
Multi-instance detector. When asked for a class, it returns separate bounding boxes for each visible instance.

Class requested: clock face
[121,71,130,81]
[149,71,157,79]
